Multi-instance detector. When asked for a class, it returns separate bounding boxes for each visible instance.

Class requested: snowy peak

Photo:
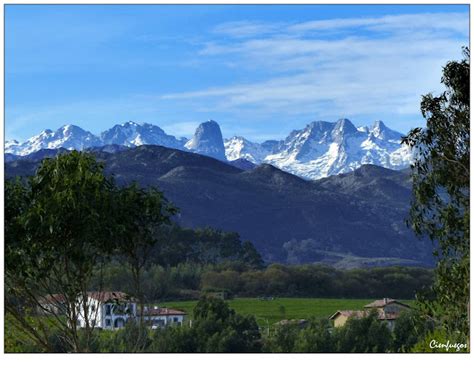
[224,136,270,164]
[369,120,403,142]
[264,118,412,180]
[5,121,185,156]
[101,121,183,149]
[330,119,361,145]
[5,117,412,180]
[185,120,226,161]
[332,118,358,137]
[5,140,20,153]
[6,125,101,156]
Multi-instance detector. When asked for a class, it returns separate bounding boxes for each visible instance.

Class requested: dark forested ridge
[5,145,433,265]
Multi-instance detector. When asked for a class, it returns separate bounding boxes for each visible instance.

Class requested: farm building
[139,306,187,329]
[329,298,410,331]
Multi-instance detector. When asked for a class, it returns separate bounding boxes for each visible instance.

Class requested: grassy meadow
[159,298,413,326]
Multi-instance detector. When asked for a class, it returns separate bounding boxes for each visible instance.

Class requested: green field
[158,298,413,326]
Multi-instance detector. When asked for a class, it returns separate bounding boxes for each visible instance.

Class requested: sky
[5,4,469,143]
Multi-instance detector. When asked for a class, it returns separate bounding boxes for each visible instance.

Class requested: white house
[76,291,137,330]
[39,291,186,330]
[139,306,187,329]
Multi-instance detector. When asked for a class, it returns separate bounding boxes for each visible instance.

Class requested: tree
[402,48,470,339]
[5,151,153,352]
[98,320,151,353]
[149,324,197,353]
[335,311,393,352]
[293,318,334,352]
[191,297,262,352]
[263,322,299,353]
[115,183,177,351]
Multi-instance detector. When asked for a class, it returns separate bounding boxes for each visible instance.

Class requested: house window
[173,317,179,323]
[105,304,111,315]
[153,319,165,327]
[105,319,111,327]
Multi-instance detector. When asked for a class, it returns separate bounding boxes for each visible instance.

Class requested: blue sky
[5,4,469,142]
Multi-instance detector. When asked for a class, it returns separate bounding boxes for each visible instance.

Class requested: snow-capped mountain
[5,118,412,180]
[6,125,102,156]
[5,122,187,157]
[264,119,411,179]
[224,136,272,164]
[185,120,226,161]
[101,121,186,149]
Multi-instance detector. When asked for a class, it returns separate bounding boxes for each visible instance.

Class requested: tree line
[94,262,434,301]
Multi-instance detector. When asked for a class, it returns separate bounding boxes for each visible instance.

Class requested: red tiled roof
[87,291,134,303]
[329,310,365,320]
[364,298,410,309]
[39,294,67,305]
[140,307,186,316]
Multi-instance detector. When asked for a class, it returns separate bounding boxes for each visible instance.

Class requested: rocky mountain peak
[185,120,226,161]
[370,120,403,142]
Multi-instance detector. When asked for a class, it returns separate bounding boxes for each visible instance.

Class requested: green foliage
[116,184,177,277]
[114,182,177,328]
[148,298,261,353]
[5,151,125,351]
[154,225,264,268]
[335,310,393,353]
[149,325,197,352]
[4,313,42,353]
[192,264,433,300]
[293,319,334,352]
[4,151,178,352]
[263,323,300,352]
[402,48,470,338]
[98,320,151,353]
[392,309,435,352]
[191,297,262,352]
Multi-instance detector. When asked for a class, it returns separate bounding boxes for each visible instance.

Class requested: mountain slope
[5,145,432,266]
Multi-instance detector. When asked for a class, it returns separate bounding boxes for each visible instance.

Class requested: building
[39,291,187,330]
[329,298,411,331]
[76,291,137,330]
[329,310,366,328]
[139,306,187,329]
[37,294,68,316]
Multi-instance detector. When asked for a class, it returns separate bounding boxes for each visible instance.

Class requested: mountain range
[5,145,432,267]
[5,118,413,180]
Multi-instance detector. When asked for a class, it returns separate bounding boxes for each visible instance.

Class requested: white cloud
[212,20,284,38]
[287,12,468,35]
[161,121,199,138]
[163,11,468,130]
